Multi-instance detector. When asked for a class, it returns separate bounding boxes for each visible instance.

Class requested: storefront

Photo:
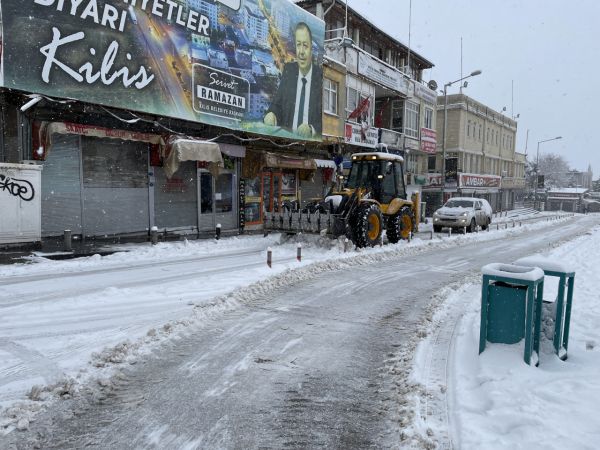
[36,122,243,238]
[421,173,502,215]
[242,150,322,230]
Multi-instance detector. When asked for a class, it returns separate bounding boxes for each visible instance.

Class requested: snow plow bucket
[264,211,334,235]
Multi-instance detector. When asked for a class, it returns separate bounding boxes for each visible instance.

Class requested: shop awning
[219,143,246,158]
[314,159,337,169]
[164,137,223,178]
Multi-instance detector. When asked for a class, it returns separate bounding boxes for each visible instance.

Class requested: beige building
[421,93,526,212]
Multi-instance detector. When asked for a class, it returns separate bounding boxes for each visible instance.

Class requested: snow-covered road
[2,213,595,449]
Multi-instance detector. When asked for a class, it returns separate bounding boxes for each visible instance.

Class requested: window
[406,152,418,174]
[346,87,372,124]
[428,155,436,172]
[467,120,471,137]
[391,100,403,132]
[323,78,338,115]
[424,107,434,129]
[404,101,419,138]
[346,87,358,120]
[478,124,482,140]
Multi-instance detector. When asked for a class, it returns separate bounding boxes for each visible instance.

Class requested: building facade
[422,93,526,213]
[297,0,438,201]
[0,0,438,245]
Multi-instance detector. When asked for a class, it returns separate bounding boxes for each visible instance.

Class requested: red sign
[420,128,437,154]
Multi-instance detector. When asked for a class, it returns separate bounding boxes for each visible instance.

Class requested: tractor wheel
[352,203,383,248]
[386,207,415,243]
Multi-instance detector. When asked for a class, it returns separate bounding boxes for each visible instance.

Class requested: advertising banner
[0,0,324,141]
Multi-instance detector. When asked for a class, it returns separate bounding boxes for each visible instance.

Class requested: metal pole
[441,84,448,208]
[63,230,72,252]
[534,141,540,210]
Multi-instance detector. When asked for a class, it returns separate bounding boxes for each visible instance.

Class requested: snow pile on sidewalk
[411,226,600,449]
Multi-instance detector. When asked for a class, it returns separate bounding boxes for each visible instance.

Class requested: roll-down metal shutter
[41,135,83,237]
[154,162,198,231]
[81,137,149,236]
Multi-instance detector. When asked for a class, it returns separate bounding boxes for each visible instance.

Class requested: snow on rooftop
[547,187,589,194]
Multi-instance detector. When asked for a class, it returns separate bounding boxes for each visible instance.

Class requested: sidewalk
[0,230,243,265]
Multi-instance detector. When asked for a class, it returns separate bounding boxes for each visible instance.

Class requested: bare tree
[537,153,570,188]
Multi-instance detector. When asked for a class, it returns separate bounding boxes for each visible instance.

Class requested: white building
[243,3,269,47]
[187,0,219,30]
[271,4,291,39]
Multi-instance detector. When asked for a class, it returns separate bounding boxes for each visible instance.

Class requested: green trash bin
[486,282,527,344]
[480,263,545,366]
[515,257,575,360]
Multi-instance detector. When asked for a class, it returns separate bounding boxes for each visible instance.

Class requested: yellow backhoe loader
[264,151,419,247]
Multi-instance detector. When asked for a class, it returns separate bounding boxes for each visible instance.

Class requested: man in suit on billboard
[264,22,322,138]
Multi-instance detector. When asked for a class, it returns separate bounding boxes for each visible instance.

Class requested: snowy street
[1,213,598,449]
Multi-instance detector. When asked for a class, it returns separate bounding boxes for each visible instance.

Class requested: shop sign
[239,178,246,230]
[357,52,408,95]
[0,0,324,141]
[420,128,437,154]
[344,122,378,148]
[414,83,437,104]
[459,173,502,189]
[405,136,419,151]
[426,173,442,187]
[264,153,316,170]
[379,129,401,148]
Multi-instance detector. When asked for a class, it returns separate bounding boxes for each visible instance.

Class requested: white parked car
[433,197,493,233]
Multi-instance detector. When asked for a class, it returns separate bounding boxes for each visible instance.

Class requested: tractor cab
[346,152,407,205]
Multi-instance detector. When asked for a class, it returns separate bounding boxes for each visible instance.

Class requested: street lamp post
[534,136,562,210]
[440,70,482,207]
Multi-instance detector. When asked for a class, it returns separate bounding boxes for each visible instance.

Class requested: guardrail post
[344,238,349,253]
[215,223,221,240]
[64,229,72,252]
[150,226,158,245]
[297,243,302,262]
[267,247,272,268]
[448,228,452,237]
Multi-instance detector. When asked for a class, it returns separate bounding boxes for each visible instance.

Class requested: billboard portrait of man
[264,22,322,138]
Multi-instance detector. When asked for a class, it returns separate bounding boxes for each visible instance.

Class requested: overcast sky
[349,0,598,175]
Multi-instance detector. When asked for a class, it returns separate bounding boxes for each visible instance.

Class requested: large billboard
[0,0,324,141]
